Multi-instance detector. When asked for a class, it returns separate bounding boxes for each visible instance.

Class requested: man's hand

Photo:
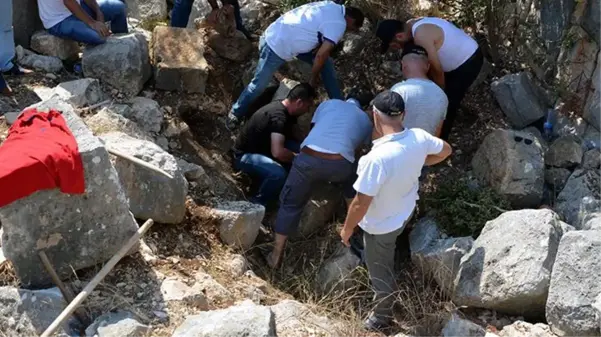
[340,226,353,247]
[95,10,105,23]
[90,21,110,37]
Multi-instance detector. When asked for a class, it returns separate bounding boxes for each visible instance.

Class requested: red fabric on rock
[0,108,85,207]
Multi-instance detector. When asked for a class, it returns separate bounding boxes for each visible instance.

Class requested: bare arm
[310,41,335,87]
[270,133,296,163]
[82,0,103,19]
[434,120,444,138]
[424,141,452,166]
[341,192,373,245]
[414,27,445,89]
[64,0,95,25]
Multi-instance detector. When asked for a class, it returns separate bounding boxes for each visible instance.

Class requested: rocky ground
[1,0,601,337]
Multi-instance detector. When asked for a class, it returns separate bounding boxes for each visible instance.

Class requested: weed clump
[421,178,512,238]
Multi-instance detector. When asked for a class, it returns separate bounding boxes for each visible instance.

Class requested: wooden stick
[40,219,155,337]
[38,251,89,325]
[106,147,174,179]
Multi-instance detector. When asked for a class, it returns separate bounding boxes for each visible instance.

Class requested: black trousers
[441,48,484,140]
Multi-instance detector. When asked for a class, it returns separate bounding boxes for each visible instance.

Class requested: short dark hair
[287,82,317,102]
[346,87,374,108]
[344,6,365,29]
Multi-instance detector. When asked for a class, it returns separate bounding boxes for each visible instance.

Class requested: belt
[301,146,345,160]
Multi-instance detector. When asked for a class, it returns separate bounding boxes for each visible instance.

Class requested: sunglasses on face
[514,136,533,145]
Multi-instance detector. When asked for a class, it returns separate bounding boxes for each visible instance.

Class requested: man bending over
[390,43,447,137]
[267,90,374,267]
[227,1,364,128]
[37,0,128,45]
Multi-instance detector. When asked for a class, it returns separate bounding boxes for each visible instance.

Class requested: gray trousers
[274,152,354,236]
[364,212,413,320]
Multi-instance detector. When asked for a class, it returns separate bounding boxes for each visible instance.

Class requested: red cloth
[0,108,85,207]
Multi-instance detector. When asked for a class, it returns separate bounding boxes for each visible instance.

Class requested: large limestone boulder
[151,27,209,93]
[546,230,601,336]
[100,132,188,224]
[555,169,600,226]
[85,310,150,337]
[82,33,151,96]
[453,209,564,315]
[545,136,583,168]
[122,97,164,133]
[472,129,545,208]
[0,286,73,336]
[85,107,153,141]
[48,79,104,109]
[442,313,486,337]
[160,278,208,309]
[207,30,253,62]
[213,201,265,249]
[0,98,138,287]
[126,0,168,22]
[578,197,601,230]
[584,51,600,131]
[412,236,473,296]
[30,30,79,61]
[13,0,43,49]
[498,321,556,337]
[555,26,598,97]
[15,45,63,73]
[293,184,342,239]
[316,245,361,293]
[270,300,343,337]
[171,301,275,337]
[490,73,552,128]
[185,0,213,29]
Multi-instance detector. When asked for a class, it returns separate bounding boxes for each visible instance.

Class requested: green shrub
[420,178,511,238]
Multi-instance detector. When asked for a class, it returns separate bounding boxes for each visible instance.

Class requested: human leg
[363,226,404,327]
[235,153,288,205]
[0,0,14,72]
[92,0,128,34]
[296,52,343,99]
[231,38,285,118]
[223,0,252,39]
[441,49,484,140]
[171,0,194,27]
[48,16,106,45]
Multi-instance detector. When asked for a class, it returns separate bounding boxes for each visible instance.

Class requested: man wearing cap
[266,89,374,268]
[376,18,483,140]
[340,90,452,331]
[226,1,365,129]
[391,43,448,137]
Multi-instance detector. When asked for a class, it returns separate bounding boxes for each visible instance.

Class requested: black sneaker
[363,314,391,332]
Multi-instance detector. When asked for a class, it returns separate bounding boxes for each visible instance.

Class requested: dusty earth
[0,23,515,336]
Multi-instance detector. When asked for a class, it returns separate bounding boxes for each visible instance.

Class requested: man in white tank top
[376,18,484,140]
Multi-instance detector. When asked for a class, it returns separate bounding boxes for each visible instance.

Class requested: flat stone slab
[152,27,209,93]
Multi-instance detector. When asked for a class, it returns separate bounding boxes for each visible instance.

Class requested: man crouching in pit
[266,89,375,268]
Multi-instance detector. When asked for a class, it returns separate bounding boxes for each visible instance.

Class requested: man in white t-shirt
[37,0,128,45]
[227,1,364,128]
[340,90,452,331]
[391,43,448,137]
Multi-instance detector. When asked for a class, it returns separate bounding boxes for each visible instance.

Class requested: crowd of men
[232,1,483,331]
[0,0,484,331]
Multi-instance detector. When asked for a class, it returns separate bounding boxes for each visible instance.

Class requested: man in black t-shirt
[233,83,317,206]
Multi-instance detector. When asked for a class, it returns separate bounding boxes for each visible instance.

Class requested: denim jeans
[171,0,251,39]
[234,140,299,206]
[231,38,343,119]
[48,0,128,45]
[0,0,14,71]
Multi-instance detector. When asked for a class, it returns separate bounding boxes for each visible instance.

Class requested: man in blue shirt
[267,89,374,268]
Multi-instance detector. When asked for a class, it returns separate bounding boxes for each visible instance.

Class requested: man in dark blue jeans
[37,0,128,45]
[171,0,253,40]
[232,83,316,206]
